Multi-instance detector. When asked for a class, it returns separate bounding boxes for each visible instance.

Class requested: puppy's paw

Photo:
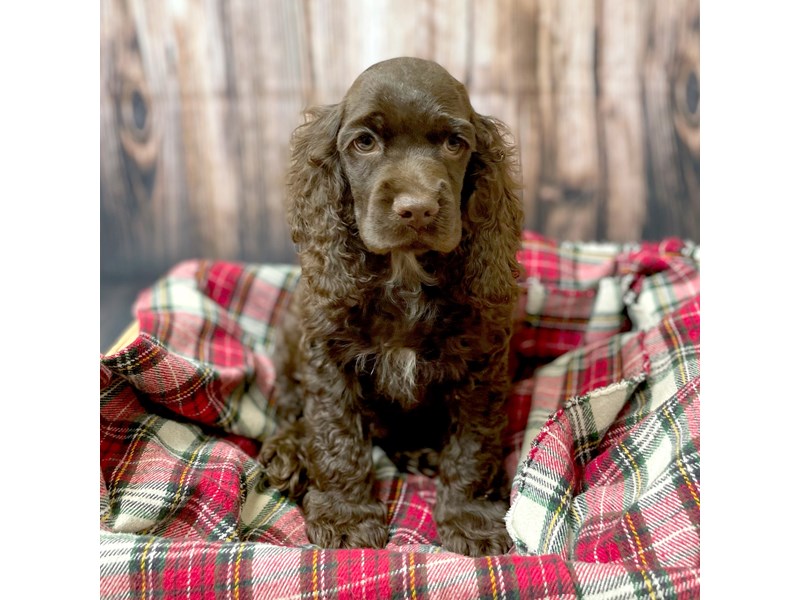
[258,422,308,499]
[438,521,512,557]
[436,499,512,557]
[303,490,388,549]
[306,512,389,550]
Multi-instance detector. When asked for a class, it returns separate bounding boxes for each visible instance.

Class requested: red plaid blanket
[100,232,700,599]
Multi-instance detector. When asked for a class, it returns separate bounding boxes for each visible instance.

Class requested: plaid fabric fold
[100,232,700,599]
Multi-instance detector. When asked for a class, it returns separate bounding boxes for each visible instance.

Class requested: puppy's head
[336,57,474,255]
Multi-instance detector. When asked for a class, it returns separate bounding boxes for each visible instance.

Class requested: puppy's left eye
[443,134,466,154]
[353,133,377,153]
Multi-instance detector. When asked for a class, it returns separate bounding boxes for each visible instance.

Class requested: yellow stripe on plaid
[139,536,157,600]
[625,513,657,600]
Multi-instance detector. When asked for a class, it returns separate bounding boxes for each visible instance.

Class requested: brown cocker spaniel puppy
[259,57,523,557]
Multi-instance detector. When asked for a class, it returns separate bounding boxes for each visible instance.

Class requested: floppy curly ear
[461,113,524,306]
[286,103,359,292]
[287,103,345,248]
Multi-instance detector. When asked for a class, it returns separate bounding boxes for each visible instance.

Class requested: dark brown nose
[393,195,439,229]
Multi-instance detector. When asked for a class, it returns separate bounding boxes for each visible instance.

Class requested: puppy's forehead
[344,58,473,123]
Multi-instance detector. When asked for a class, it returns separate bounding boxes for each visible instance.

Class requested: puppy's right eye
[444,134,466,155]
[353,133,377,153]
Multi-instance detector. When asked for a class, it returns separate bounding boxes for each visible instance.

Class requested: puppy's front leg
[301,358,388,549]
[435,379,512,557]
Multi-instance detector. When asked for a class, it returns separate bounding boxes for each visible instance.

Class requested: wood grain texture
[641,0,700,242]
[100,0,700,280]
[597,0,647,241]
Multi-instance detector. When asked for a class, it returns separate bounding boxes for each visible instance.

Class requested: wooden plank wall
[100,0,699,279]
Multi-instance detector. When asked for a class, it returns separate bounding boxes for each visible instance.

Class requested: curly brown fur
[259,57,523,556]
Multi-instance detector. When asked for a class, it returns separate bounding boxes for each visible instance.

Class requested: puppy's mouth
[406,239,434,254]
[396,227,454,253]
[361,226,461,255]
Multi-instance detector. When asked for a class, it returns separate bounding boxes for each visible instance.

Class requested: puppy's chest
[352,298,472,406]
